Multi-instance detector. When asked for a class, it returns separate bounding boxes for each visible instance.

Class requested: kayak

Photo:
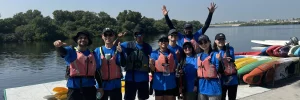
[243,60,278,85]
[251,40,300,46]
[234,51,261,56]
[238,59,272,76]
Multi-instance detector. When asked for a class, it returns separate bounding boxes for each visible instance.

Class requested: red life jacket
[155,50,176,73]
[197,53,218,78]
[99,47,122,81]
[273,46,283,57]
[184,38,200,53]
[69,47,96,77]
[221,53,237,76]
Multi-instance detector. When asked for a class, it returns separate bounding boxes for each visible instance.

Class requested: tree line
[0,10,203,42]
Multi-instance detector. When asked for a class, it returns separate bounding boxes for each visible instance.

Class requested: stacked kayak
[233,55,299,85]
[235,45,300,57]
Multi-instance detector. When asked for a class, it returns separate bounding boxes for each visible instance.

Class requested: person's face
[184,27,193,35]
[77,34,89,47]
[215,38,225,47]
[168,33,178,42]
[102,32,115,44]
[158,38,169,49]
[183,45,193,55]
[199,40,210,50]
[134,32,144,43]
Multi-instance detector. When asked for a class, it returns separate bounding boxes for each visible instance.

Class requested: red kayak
[273,46,283,57]
[234,51,261,55]
[266,45,282,56]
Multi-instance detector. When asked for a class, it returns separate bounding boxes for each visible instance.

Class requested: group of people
[53,2,239,100]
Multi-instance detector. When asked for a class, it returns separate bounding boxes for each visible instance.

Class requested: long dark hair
[198,35,214,54]
[182,42,197,59]
[213,42,227,51]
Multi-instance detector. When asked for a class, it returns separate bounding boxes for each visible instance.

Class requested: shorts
[67,87,96,100]
[101,88,122,100]
[124,81,149,100]
[154,88,177,96]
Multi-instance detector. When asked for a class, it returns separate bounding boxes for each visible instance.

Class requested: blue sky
[0,0,299,24]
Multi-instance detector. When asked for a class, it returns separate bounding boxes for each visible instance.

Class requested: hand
[193,86,197,92]
[226,57,232,62]
[216,52,221,61]
[53,40,67,47]
[117,32,127,38]
[149,58,155,71]
[162,5,169,16]
[208,2,217,13]
[97,88,104,99]
[117,42,122,52]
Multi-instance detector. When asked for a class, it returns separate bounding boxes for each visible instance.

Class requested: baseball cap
[215,33,226,40]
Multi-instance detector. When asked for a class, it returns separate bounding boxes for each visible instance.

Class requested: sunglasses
[104,33,114,37]
[170,34,177,37]
[199,41,208,45]
[159,39,169,42]
[183,46,192,49]
[134,34,142,37]
[217,38,225,41]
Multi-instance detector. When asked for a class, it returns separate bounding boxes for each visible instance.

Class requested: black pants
[67,87,97,100]
[221,85,238,100]
[101,88,122,100]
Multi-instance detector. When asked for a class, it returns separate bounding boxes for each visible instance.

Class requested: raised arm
[162,5,175,29]
[53,40,68,57]
[202,2,217,34]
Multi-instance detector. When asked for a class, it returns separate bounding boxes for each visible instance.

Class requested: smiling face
[215,38,225,47]
[158,38,169,49]
[102,32,115,44]
[77,34,89,47]
[184,27,193,35]
[199,40,211,51]
[134,32,144,43]
[183,44,193,55]
[168,33,178,42]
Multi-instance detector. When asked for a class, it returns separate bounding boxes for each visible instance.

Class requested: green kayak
[238,59,272,76]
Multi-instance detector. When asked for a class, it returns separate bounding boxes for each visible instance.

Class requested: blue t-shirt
[120,41,152,82]
[150,50,178,90]
[294,47,300,56]
[94,46,122,90]
[183,56,197,92]
[168,45,183,60]
[62,46,100,88]
[218,46,239,86]
[197,52,222,96]
[177,29,203,47]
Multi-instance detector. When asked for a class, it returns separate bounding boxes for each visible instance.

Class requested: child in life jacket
[213,33,238,100]
[196,35,222,100]
[149,35,178,100]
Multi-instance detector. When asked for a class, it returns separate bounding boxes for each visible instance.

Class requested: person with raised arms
[162,3,217,53]
[53,31,104,100]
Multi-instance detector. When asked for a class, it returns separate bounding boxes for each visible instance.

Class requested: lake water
[1,25,300,98]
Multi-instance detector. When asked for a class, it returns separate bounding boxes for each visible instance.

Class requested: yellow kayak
[235,57,253,64]
[236,58,258,70]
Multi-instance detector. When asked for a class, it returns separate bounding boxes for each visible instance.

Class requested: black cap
[184,23,193,29]
[72,31,93,46]
[102,28,114,34]
[158,35,169,42]
[215,33,226,40]
[198,35,210,42]
[183,42,193,48]
[168,29,177,35]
